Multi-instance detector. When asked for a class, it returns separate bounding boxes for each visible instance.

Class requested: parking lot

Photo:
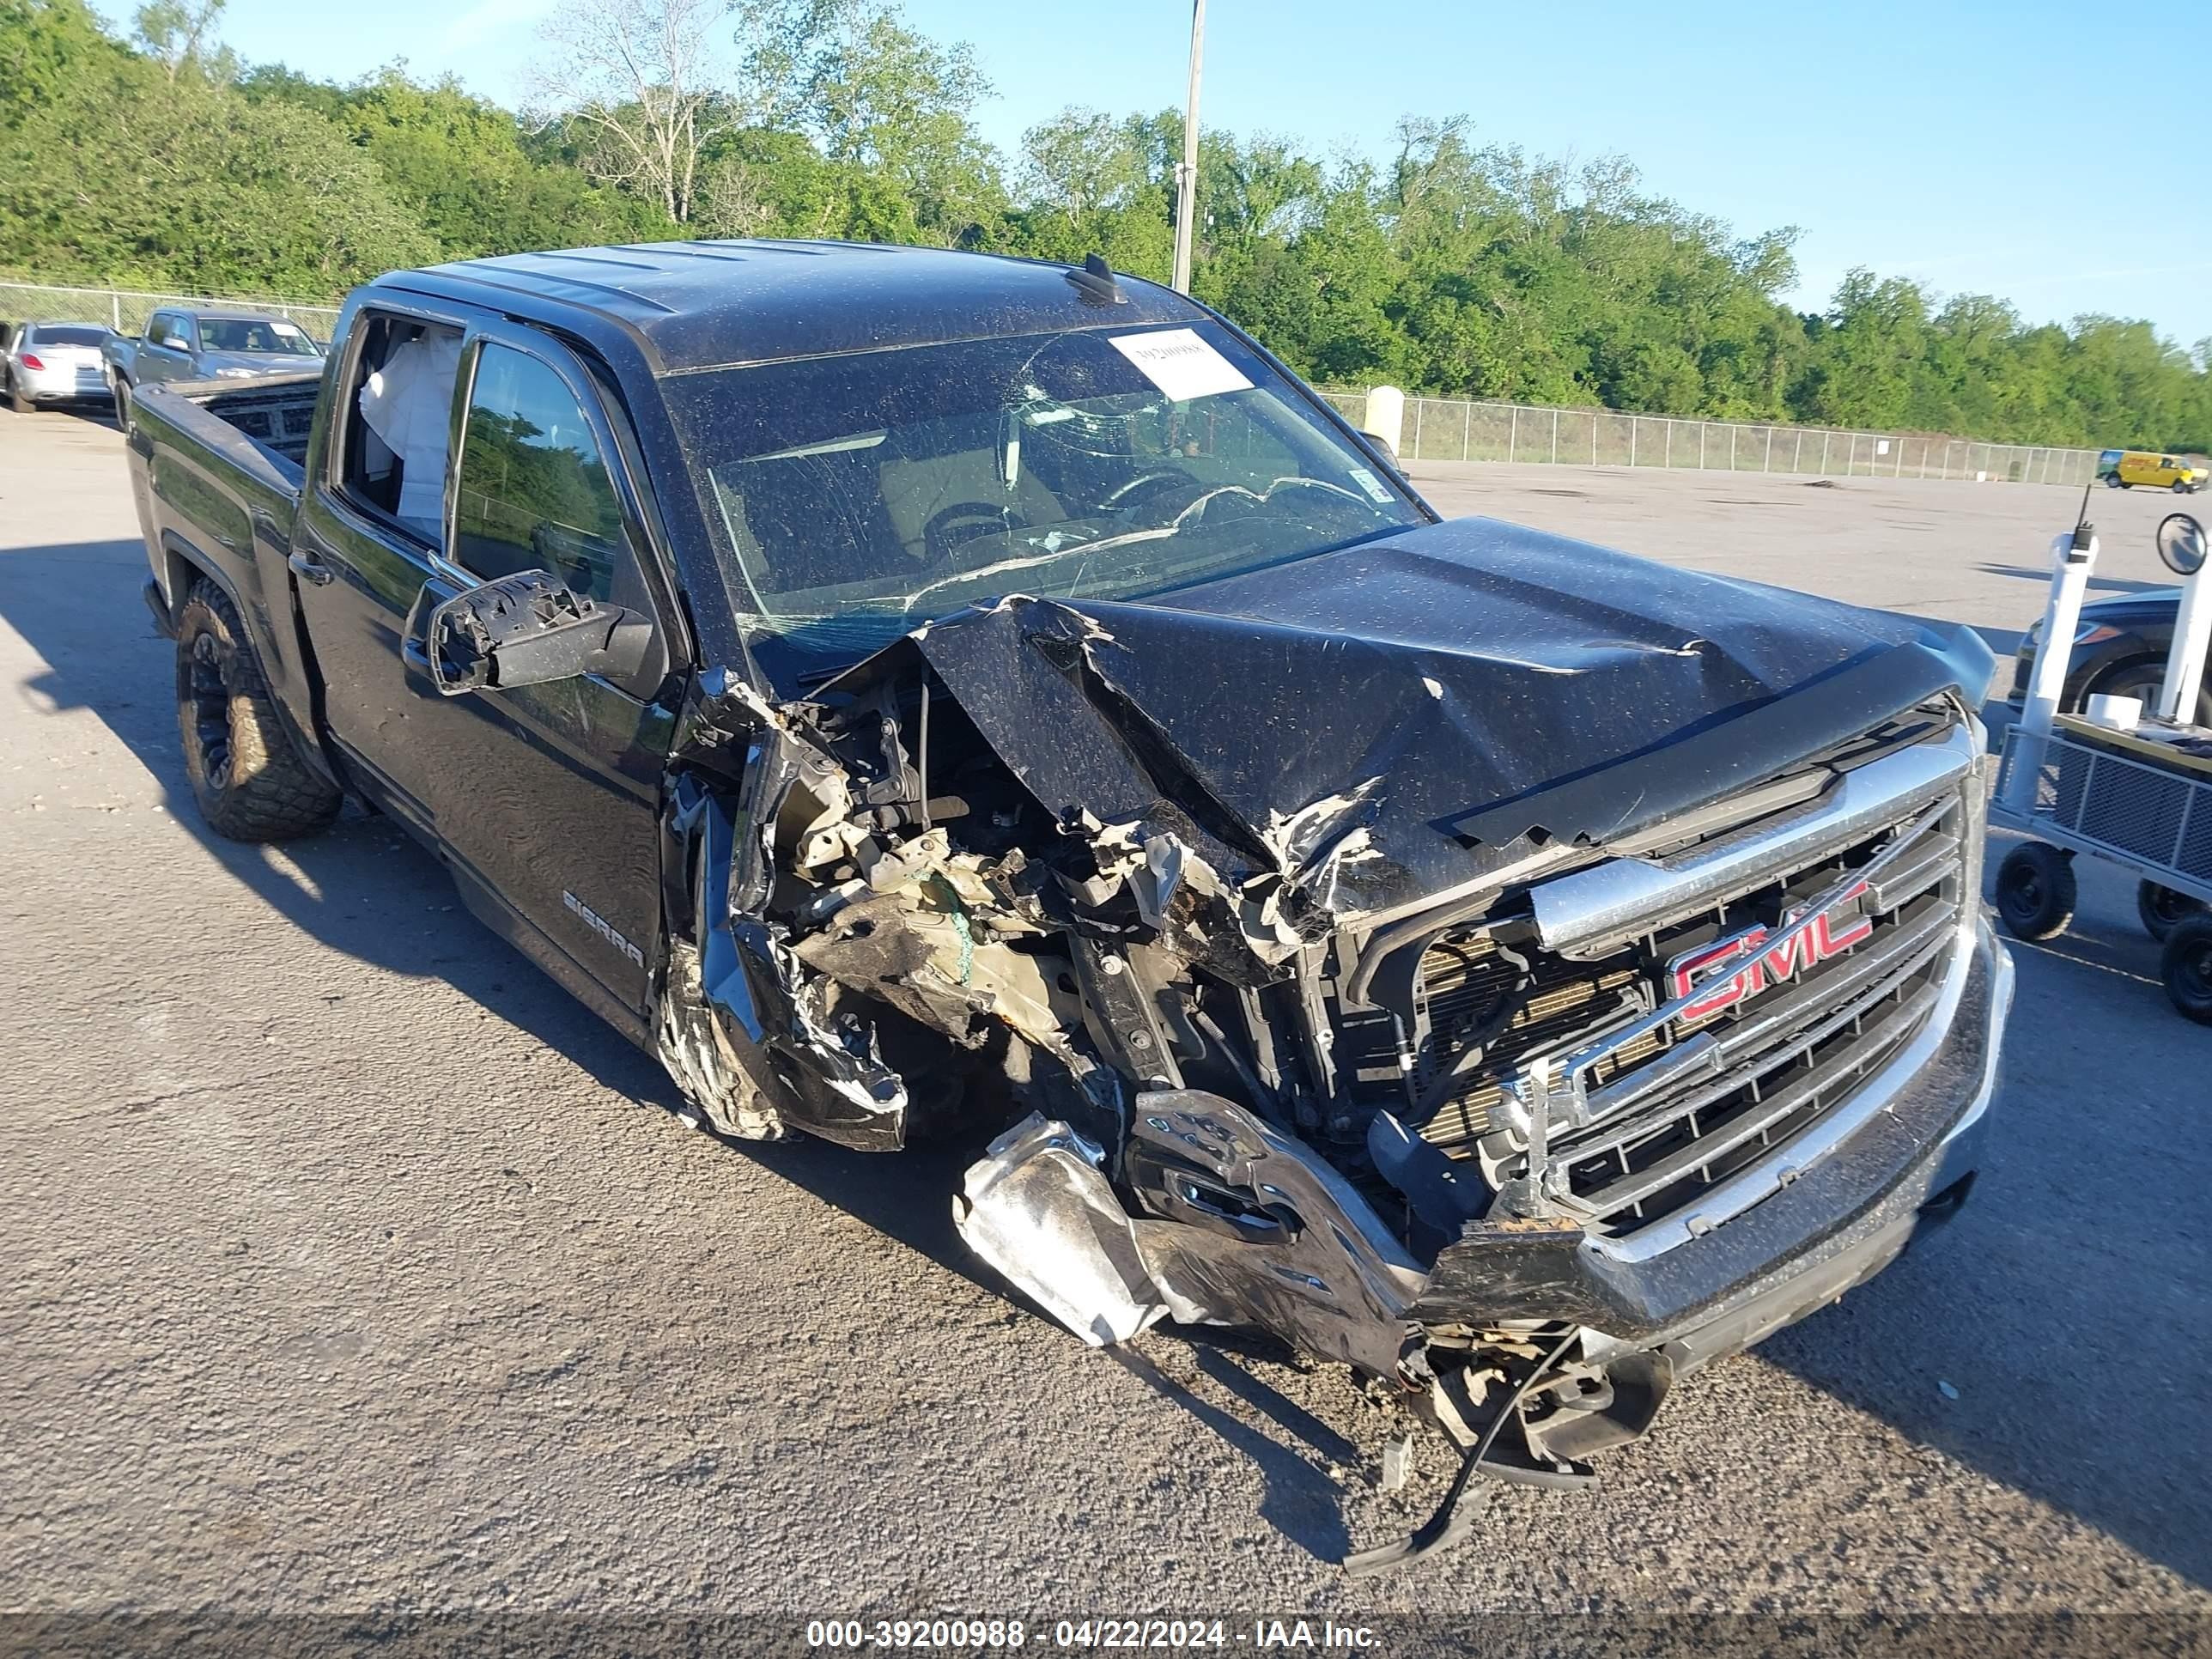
[3,410,2208,1626]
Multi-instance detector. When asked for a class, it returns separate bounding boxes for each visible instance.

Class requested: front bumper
[1414,913,2013,1353]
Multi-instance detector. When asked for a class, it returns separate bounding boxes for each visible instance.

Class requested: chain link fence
[1316,389,2105,488]
[1,279,343,341]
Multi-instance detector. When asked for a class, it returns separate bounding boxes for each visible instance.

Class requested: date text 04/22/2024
[803,1621,1382,1650]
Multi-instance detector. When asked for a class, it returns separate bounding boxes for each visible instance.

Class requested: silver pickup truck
[104,307,323,417]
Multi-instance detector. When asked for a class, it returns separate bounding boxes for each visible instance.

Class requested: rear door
[289,303,684,1027]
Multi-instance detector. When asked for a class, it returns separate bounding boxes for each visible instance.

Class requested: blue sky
[130,0,2211,347]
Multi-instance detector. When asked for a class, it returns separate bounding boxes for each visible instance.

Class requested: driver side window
[451,343,629,605]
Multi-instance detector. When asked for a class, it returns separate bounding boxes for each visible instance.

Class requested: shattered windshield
[660,321,1424,673]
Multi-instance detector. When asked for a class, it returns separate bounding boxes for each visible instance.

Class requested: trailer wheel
[176,578,342,842]
[2137,880,2208,942]
[1995,842,2075,941]
[2161,917,2212,1024]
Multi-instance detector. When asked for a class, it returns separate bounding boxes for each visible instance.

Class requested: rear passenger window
[452,343,626,604]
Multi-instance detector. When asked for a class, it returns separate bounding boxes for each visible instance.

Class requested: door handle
[288,548,333,586]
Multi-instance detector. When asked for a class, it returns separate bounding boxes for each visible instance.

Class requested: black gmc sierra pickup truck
[125,240,2014,1570]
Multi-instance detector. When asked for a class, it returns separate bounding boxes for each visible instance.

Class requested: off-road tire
[1995,842,2075,941]
[2160,916,2212,1024]
[2137,880,2207,943]
[175,578,341,841]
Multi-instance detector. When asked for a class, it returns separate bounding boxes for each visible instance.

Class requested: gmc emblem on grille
[1665,880,1875,1022]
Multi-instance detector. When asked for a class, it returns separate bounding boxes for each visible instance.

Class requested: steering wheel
[1101,468,1205,514]
[923,501,1022,562]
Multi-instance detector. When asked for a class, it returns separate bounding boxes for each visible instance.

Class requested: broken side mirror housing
[423,568,653,696]
[1361,430,1402,469]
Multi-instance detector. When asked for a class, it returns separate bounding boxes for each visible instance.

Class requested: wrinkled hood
[848,515,1995,921]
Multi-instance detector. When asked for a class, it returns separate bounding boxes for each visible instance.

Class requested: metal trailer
[1990,513,2212,1021]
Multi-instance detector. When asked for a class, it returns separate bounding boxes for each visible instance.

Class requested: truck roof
[398,240,1208,376]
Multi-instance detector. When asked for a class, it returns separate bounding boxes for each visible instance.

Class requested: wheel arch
[158,530,241,629]
[2085,650,2212,725]
[161,533,347,794]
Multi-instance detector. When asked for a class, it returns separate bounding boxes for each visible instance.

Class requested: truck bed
[180,372,323,472]
[130,373,330,787]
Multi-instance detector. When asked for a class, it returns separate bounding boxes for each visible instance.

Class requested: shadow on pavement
[1976,561,2168,595]
[0,530,675,1112]
[1754,839,2212,1591]
[1109,1347,1352,1565]
[3,402,124,431]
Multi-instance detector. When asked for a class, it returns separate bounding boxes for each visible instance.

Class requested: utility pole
[1170,0,1206,295]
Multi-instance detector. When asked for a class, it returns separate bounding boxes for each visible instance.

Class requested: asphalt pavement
[3,412,2207,1634]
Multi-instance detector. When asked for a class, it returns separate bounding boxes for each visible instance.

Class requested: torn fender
[660,769,911,1151]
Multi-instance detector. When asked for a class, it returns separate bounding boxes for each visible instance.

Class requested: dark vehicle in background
[2008,586,2212,727]
[104,308,323,417]
[120,240,2012,1568]
[4,321,117,413]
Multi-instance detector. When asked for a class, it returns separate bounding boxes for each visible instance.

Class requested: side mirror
[1360,429,1401,467]
[2158,513,2207,578]
[424,568,653,696]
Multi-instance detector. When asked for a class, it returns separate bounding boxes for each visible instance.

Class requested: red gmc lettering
[1666,879,1873,1021]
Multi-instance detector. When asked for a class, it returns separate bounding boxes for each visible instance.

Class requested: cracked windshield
[665,320,1422,673]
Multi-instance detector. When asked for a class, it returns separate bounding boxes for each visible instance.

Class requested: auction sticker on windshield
[1109,328,1253,402]
[1347,465,1395,503]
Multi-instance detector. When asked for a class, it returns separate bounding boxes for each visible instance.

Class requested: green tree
[529,0,735,225]
[132,0,233,83]
[0,0,127,128]
[743,0,1003,244]
[3,0,2207,452]
[246,64,677,257]
[1,42,434,292]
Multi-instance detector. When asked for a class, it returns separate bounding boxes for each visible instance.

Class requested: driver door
[291,307,683,1030]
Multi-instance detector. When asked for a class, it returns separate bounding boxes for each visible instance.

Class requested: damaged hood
[849,514,1995,923]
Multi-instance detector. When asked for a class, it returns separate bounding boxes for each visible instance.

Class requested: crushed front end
[651,521,2014,1569]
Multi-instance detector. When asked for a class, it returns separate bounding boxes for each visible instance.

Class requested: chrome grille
[1399,737,1973,1240]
